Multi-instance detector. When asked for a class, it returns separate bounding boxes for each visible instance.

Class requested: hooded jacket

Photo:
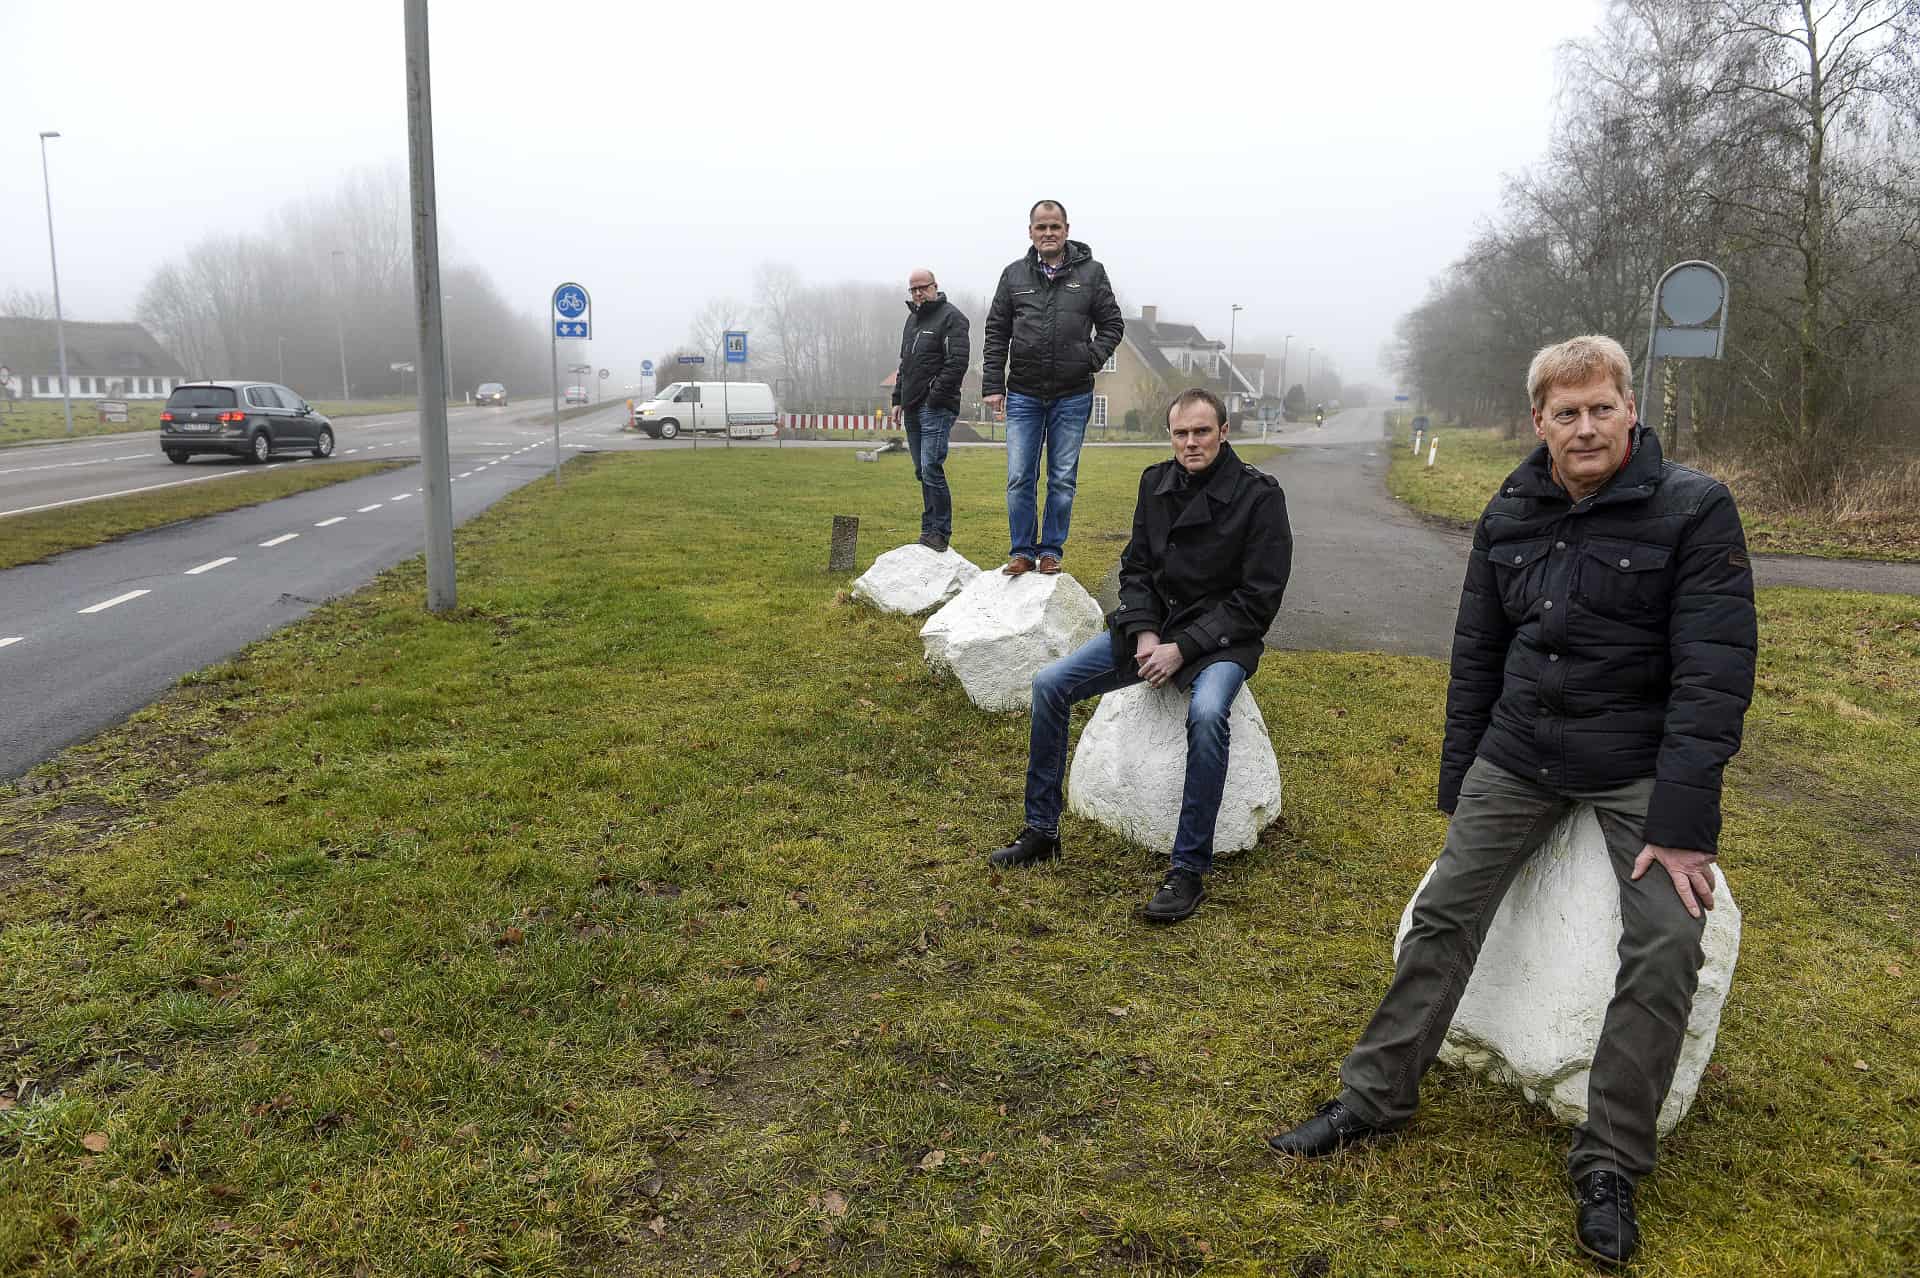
[981,240,1125,401]
[1108,441,1293,691]
[1441,425,1757,851]
[891,294,969,415]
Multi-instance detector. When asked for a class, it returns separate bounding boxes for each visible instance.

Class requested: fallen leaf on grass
[754,976,770,993]
[821,1190,848,1217]
[836,1120,851,1136]
[207,1183,239,1200]
[499,926,525,947]
[1855,1059,1871,1072]
[917,1149,947,1171]
[1105,1006,1130,1019]
[80,1132,109,1154]
[1889,964,1904,978]
[648,1215,668,1237]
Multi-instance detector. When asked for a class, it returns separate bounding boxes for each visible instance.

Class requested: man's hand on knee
[1137,641,1186,688]
[1631,843,1718,919]
[1133,631,1160,666]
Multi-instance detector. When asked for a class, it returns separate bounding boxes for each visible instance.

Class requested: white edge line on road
[344,449,359,455]
[184,556,237,575]
[357,504,383,513]
[0,468,247,519]
[259,533,300,547]
[391,492,412,501]
[78,589,151,615]
[314,516,346,527]
[0,636,22,649]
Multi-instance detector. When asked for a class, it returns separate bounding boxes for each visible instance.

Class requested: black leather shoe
[918,533,949,552]
[1143,868,1205,922]
[1573,1171,1640,1267]
[987,827,1060,869]
[1266,1098,1392,1157]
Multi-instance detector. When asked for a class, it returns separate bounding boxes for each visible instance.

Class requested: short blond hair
[1527,335,1633,412]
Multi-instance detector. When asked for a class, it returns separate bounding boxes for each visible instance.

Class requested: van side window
[680,386,700,403]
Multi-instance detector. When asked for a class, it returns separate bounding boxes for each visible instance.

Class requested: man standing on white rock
[889,268,970,553]
[986,388,1291,923]
[1268,335,1757,1269]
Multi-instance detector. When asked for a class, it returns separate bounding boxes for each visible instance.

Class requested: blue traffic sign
[724,330,748,364]
[555,320,589,338]
[1394,394,1411,402]
[677,354,705,365]
[553,283,588,318]
[641,359,655,373]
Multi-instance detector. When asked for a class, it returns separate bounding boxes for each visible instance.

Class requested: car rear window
[166,386,237,410]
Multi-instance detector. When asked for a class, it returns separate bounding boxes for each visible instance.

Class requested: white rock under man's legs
[1392,804,1741,1135]
[851,544,981,616]
[1067,681,1282,856]
[920,571,1105,712]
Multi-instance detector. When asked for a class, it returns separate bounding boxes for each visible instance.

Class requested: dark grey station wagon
[159,381,336,464]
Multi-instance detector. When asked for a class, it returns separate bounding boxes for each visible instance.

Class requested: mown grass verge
[0,461,405,570]
[0,401,168,448]
[0,445,1913,1275]
[1383,415,1920,561]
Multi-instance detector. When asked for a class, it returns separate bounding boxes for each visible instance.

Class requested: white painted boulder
[1393,805,1741,1135]
[1067,680,1282,856]
[851,544,982,615]
[920,571,1105,712]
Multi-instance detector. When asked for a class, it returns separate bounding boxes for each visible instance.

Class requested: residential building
[1092,305,1265,430]
[0,317,187,402]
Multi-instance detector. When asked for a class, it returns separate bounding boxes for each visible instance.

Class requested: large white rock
[1067,681,1283,856]
[1393,806,1741,1135]
[920,571,1105,712]
[851,544,982,615]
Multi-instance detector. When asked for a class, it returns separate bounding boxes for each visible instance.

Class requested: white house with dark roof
[0,317,187,401]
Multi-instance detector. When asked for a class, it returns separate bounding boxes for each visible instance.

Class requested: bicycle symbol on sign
[555,288,587,317]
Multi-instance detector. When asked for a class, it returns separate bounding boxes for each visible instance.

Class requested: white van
[628,381,778,439]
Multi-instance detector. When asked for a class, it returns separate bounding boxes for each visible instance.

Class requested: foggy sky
[3,0,1603,391]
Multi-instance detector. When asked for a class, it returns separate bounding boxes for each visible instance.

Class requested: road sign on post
[677,355,704,365]
[550,282,590,481]
[724,331,747,364]
[1640,260,1729,437]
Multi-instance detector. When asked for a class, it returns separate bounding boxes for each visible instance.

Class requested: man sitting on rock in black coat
[985,387,1292,924]
[1267,335,1758,1269]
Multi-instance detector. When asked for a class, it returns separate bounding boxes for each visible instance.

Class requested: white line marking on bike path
[357,504,383,513]
[78,590,150,614]
[185,557,236,575]
[314,517,346,527]
[0,637,23,649]
[259,533,300,547]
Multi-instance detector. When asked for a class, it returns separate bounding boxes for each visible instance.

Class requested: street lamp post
[277,336,285,384]
[1306,346,1316,403]
[1226,303,1243,421]
[37,131,74,438]
[330,249,350,401]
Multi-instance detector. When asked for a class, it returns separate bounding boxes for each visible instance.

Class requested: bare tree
[1,288,56,319]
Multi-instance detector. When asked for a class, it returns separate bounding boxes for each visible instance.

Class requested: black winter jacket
[1108,442,1293,691]
[891,294,969,414]
[1440,425,1757,852]
[981,240,1124,401]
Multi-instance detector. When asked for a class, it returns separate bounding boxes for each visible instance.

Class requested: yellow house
[1094,305,1263,432]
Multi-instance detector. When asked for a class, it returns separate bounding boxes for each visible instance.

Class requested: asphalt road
[0,402,651,780]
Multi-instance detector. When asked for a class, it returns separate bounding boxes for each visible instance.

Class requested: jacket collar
[1025,239,1092,275]
[1500,424,1664,508]
[905,293,948,317]
[1154,441,1244,526]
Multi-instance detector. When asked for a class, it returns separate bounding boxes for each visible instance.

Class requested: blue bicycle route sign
[551,283,590,340]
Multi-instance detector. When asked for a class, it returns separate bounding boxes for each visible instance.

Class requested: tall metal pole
[1275,332,1294,438]
[277,336,285,384]
[551,334,561,481]
[403,0,456,613]
[37,132,73,439]
[1306,347,1316,401]
[331,250,350,401]
[1226,304,1242,418]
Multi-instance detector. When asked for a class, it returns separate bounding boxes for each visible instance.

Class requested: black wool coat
[981,240,1125,401]
[1108,442,1294,691]
[1441,425,1758,852]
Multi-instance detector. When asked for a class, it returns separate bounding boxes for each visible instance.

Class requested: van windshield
[653,383,685,401]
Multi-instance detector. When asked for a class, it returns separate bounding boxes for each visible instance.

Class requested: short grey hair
[1526,335,1633,412]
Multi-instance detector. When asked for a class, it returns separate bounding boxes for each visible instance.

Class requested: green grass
[0,400,169,447]
[1383,415,1920,561]
[0,446,1913,1275]
[0,461,404,570]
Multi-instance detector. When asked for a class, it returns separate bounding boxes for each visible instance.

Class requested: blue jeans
[1023,632,1249,875]
[904,405,954,539]
[1004,390,1092,561]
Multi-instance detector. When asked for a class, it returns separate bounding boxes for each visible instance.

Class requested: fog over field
[0,0,1602,390]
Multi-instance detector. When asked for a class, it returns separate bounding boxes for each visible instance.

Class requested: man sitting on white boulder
[986,387,1292,924]
[1267,336,1759,1269]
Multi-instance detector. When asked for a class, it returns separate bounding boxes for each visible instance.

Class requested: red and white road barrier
[781,413,889,432]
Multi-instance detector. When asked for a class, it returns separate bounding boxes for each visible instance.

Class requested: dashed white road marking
[0,637,22,649]
[184,557,236,575]
[344,448,360,455]
[314,516,346,527]
[458,471,473,478]
[259,533,300,547]
[392,492,412,501]
[78,589,150,614]
[357,503,383,513]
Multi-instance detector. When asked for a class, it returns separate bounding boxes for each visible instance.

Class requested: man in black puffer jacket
[981,199,1124,576]
[889,268,970,551]
[1268,335,1757,1268]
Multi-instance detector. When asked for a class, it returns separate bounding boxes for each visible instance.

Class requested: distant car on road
[475,382,508,406]
[159,381,335,464]
[564,386,589,406]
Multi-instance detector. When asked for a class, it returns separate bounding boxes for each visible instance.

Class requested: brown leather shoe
[1002,556,1035,576]
[1037,554,1062,574]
